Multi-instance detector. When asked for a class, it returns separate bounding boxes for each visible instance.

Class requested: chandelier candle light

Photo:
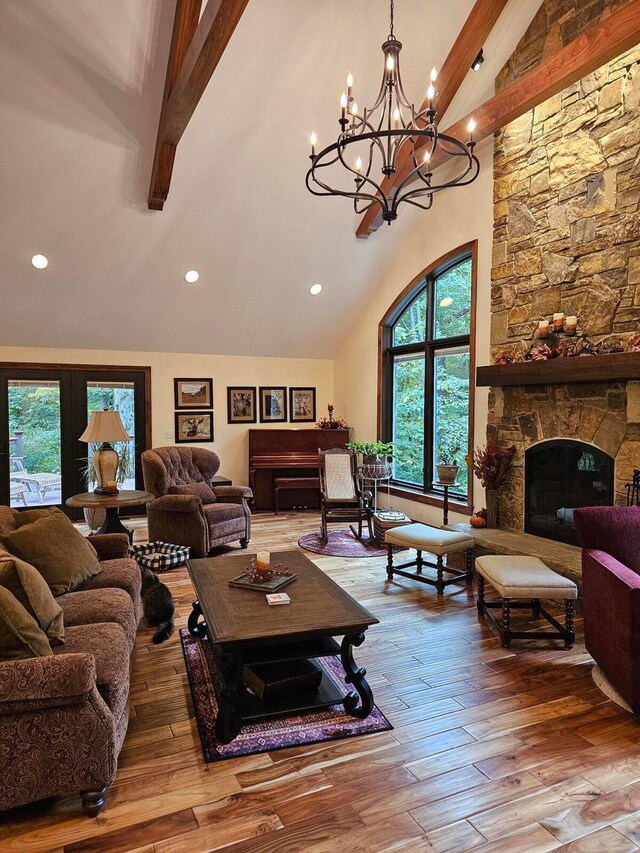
[306,0,479,224]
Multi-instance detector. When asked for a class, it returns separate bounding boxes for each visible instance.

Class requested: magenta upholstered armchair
[574,506,640,712]
[141,447,252,557]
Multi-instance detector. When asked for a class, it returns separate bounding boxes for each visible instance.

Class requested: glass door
[72,370,147,519]
[0,365,149,516]
[0,369,73,510]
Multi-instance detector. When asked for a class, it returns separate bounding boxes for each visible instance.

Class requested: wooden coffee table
[187,550,379,744]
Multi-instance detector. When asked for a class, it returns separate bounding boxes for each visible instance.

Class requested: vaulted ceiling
[0,0,541,358]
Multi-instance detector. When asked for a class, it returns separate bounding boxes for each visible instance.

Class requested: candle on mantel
[256,551,270,574]
[553,312,565,331]
[537,319,550,338]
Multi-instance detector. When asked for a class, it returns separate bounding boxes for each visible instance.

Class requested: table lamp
[79,408,132,494]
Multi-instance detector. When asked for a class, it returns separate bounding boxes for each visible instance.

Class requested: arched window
[379,244,475,501]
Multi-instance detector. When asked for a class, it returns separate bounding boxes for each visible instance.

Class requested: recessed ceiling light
[309,284,323,295]
[31,254,48,269]
[439,296,453,307]
[184,270,199,283]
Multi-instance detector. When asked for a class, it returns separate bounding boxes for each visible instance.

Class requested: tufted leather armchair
[141,447,252,556]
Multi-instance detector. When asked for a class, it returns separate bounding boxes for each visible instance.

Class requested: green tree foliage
[390,257,471,494]
[9,386,61,474]
[9,384,136,479]
[434,350,469,492]
[392,355,425,484]
[435,259,472,339]
[393,291,426,346]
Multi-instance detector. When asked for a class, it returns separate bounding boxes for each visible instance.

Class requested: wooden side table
[66,490,155,541]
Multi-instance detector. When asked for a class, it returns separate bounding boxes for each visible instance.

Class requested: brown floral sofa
[0,507,141,818]
[142,446,252,556]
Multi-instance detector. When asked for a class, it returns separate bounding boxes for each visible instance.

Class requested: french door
[0,365,150,518]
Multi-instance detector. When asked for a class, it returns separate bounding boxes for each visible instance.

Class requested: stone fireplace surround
[488,378,640,532]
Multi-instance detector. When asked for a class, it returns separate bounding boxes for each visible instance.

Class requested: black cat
[140,567,175,644]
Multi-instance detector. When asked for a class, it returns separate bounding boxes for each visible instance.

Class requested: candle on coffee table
[256,551,271,574]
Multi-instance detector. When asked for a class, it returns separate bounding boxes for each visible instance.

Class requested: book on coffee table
[228,572,297,593]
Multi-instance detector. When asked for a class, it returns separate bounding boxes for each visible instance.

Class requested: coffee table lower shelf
[240,667,345,722]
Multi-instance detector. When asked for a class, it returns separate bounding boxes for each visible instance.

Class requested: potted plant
[79,442,134,531]
[435,441,463,485]
[346,441,394,479]
[468,441,517,528]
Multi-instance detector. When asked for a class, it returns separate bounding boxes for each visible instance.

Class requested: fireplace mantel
[477,352,640,388]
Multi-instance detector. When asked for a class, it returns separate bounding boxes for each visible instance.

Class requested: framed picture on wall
[174,378,213,409]
[227,386,257,423]
[289,387,316,423]
[174,411,213,443]
[259,386,287,422]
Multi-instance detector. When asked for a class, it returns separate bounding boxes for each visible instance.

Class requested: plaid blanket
[129,541,190,572]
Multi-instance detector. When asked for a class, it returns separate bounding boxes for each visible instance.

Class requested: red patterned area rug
[180,629,393,763]
[298,529,404,557]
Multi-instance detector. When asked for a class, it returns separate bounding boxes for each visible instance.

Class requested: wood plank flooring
[2,511,640,852]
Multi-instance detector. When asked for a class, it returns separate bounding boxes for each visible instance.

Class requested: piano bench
[274,477,321,514]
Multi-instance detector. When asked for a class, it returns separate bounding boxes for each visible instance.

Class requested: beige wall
[0,346,333,488]
[332,138,494,527]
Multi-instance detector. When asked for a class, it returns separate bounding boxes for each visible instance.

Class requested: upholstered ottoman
[384,523,475,594]
[475,555,577,649]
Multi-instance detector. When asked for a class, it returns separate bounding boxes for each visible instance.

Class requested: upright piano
[249,428,351,510]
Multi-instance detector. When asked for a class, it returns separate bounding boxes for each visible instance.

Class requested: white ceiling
[0,0,539,359]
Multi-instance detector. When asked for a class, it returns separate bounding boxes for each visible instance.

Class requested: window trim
[377,240,478,511]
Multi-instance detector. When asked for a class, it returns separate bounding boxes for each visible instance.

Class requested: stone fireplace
[524,437,613,545]
[487,379,640,536]
[485,0,640,541]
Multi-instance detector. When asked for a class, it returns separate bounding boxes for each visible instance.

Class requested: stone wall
[488,0,640,529]
[491,6,640,360]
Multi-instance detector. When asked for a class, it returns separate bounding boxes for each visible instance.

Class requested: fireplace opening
[524,439,614,545]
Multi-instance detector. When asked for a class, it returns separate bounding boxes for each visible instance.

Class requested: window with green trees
[382,251,473,498]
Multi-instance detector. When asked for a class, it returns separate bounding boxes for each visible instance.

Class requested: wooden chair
[318,448,373,543]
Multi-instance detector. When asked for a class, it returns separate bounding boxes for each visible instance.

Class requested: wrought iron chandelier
[306,0,480,225]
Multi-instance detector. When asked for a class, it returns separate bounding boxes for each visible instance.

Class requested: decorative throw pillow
[0,555,64,644]
[13,506,60,528]
[0,512,101,596]
[169,483,217,504]
[0,587,53,661]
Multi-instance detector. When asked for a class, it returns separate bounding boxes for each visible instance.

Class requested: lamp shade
[79,410,131,443]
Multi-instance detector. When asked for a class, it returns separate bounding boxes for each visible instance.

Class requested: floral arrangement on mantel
[494,332,640,366]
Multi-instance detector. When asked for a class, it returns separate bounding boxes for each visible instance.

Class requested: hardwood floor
[2,511,640,852]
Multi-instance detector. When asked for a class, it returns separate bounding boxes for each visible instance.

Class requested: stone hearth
[447,523,582,589]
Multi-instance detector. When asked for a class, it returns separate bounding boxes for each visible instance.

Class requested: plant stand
[358,459,392,514]
[434,481,460,526]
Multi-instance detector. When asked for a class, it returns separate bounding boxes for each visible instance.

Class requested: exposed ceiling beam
[357,0,640,238]
[149,0,202,211]
[355,0,509,239]
[148,0,249,211]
